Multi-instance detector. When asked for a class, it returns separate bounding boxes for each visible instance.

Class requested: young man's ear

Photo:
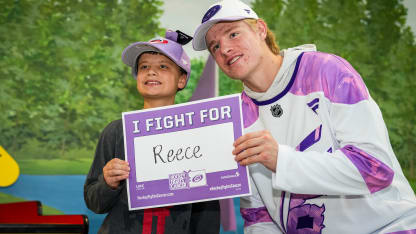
[177,73,187,90]
[256,19,268,40]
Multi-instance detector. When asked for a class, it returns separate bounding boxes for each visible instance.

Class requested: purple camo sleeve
[340,145,394,193]
[240,207,274,227]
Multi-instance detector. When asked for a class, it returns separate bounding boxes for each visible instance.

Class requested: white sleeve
[273,60,395,196]
[240,176,283,234]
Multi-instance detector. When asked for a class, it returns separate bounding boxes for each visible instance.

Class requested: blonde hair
[244,18,280,55]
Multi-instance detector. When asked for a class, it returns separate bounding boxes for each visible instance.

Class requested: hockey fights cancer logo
[169,170,207,190]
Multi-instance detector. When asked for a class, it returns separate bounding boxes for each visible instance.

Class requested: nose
[220,40,233,56]
[147,66,157,76]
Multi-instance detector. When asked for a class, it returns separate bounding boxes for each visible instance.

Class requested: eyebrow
[208,24,240,50]
[138,58,173,65]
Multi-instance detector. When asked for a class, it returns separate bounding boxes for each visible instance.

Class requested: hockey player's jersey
[240,45,416,233]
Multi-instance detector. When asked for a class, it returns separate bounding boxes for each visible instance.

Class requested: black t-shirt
[84,119,220,234]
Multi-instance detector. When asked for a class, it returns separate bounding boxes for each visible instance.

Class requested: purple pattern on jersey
[284,136,326,233]
[241,92,259,128]
[290,194,322,208]
[296,125,322,152]
[285,133,326,233]
[307,98,320,114]
[290,52,369,104]
[386,230,416,234]
[240,207,273,227]
[340,144,394,193]
[307,98,319,107]
[287,194,326,234]
[327,147,332,153]
[280,191,286,232]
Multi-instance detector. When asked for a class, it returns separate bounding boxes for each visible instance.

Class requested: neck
[143,97,175,109]
[244,50,283,93]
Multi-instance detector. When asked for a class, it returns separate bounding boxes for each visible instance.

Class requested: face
[136,53,186,100]
[205,20,267,81]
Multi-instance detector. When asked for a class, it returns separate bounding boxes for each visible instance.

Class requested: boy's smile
[136,52,186,102]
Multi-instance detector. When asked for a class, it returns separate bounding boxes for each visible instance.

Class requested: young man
[84,30,220,234]
[193,0,416,233]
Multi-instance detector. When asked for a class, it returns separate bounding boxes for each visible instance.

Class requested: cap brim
[192,16,251,51]
[121,42,160,67]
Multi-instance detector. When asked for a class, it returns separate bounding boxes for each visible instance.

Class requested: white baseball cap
[192,0,258,51]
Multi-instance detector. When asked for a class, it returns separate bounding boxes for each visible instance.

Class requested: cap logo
[149,39,168,44]
[202,5,221,23]
[244,9,251,14]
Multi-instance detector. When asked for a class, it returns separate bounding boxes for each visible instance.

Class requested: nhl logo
[270,104,283,117]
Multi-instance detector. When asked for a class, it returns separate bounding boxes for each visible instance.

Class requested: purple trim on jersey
[251,53,305,106]
[289,52,369,104]
[311,104,319,113]
[280,191,286,232]
[290,194,322,208]
[307,98,319,107]
[340,145,394,193]
[241,92,259,128]
[307,98,320,114]
[386,229,416,234]
[296,125,322,152]
[287,204,326,233]
[327,147,332,153]
[240,207,274,227]
[287,194,325,233]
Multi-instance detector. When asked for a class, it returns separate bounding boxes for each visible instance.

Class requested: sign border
[122,94,251,210]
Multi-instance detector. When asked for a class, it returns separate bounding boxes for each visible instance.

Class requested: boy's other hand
[103,158,130,189]
[232,130,278,172]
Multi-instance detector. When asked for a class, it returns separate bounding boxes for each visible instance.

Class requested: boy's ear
[177,73,187,90]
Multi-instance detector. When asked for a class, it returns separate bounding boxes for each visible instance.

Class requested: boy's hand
[232,130,278,172]
[103,158,130,189]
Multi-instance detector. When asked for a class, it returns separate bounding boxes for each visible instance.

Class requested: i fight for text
[131,106,231,133]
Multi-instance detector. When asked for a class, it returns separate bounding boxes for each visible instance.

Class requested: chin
[225,70,248,81]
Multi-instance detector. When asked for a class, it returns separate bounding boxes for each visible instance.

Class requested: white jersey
[240,45,416,234]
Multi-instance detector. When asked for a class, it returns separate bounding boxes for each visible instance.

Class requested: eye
[139,65,148,70]
[211,44,220,53]
[160,64,168,69]
[230,32,238,38]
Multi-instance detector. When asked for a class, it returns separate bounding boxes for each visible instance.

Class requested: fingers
[104,168,130,177]
[105,158,130,172]
[232,130,278,172]
[233,131,264,148]
[234,143,263,162]
[103,158,130,189]
[232,136,263,156]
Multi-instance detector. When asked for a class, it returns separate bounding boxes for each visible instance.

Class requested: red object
[0,201,88,233]
[142,207,171,234]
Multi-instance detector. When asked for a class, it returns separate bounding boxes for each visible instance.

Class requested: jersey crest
[270,104,283,117]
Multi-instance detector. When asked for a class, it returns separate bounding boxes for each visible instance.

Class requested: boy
[192,0,416,233]
[84,30,220,234]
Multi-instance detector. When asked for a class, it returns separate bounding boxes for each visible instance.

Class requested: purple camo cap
[122,30,191,88]
[193,0,258,51]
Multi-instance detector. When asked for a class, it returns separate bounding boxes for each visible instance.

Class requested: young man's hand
[232,130,278,172]
[103,158,130,189]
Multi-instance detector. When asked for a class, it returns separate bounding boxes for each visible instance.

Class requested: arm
[83,120,129,213]
[274,96,394,195]
[235,55,395,195]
